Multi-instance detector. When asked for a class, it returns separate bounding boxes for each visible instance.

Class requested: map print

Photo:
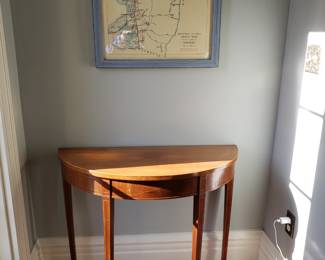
[102,0,212,59]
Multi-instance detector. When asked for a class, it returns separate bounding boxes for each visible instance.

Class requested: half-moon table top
[58,145,238,181]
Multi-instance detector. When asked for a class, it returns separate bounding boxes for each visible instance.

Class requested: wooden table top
[58,145,238,181]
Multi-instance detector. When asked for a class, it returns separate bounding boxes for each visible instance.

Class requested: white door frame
[0,0,32,259]
[0,155,15,260]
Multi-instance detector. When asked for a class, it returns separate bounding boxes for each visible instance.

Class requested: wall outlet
[285,210,295,238]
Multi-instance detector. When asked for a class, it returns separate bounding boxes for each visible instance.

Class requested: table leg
[103,198,115,260]
[221,179,234,260]
[62,177,77,260]
[192,189,206,260]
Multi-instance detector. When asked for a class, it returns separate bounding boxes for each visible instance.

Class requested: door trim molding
[0,0,31,259]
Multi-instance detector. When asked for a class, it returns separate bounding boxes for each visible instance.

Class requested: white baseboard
[31,244,41,260]
[258,232,283,260]
[31,230,279,260]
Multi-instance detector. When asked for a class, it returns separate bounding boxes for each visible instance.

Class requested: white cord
[273,219,289,260]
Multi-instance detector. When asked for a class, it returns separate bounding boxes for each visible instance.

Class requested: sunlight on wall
[290,108,323,198]
[289,183,311,260]
[300,34,325,116]
[289,32,325,259]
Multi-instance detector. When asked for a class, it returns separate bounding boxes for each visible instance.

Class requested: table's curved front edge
[59,158,236,182]
[58,145,238,182]
[60,163,235,200]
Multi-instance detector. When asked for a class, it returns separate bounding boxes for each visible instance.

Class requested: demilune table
[58,145,238,260]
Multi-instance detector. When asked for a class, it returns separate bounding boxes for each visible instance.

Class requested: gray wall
[11,0,289,238]
[264,0,325,259]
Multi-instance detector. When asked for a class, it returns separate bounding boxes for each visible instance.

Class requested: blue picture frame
[92,0,221,68]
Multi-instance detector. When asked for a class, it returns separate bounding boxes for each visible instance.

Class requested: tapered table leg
[192,183,206,260]
[221,179,234,260]
[62,177,77,260]
[103,198,114,260]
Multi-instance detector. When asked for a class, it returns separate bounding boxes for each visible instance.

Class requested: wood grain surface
[59,145,237,181]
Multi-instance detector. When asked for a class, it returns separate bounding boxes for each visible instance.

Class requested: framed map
[93,0,221,68]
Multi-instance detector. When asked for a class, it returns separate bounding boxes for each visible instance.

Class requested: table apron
[61,165,234,200]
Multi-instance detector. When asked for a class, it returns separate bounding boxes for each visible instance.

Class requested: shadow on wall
[205,190,222,260]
